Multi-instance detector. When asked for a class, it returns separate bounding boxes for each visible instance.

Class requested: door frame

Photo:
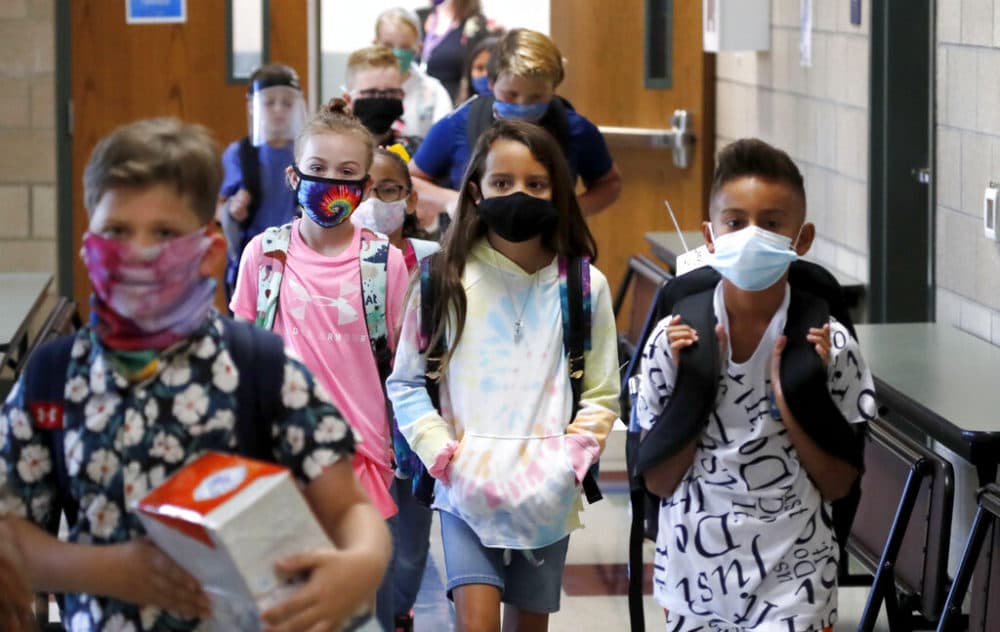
[868,0,935,322]
[56,1,73,298]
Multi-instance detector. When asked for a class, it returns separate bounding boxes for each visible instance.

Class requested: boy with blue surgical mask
[635,138,875,631]
[409,28,622,225]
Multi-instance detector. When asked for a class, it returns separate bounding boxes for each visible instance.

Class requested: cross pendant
[514,320,523,344]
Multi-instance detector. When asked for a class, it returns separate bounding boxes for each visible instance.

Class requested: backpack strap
[635,267,721,475]
[223,319,285,462]
[559,256,602,504]
[237,136,261,227]
[255,223,293,330]
[21,334,78,534]
[465,95,495,153]
[358,229,392,384]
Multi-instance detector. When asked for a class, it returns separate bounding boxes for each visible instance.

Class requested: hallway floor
[410,482,890,631]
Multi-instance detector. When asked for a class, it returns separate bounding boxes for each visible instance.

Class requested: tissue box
[136,452,332,629]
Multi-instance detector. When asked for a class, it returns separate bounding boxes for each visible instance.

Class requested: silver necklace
[491,249,537,344]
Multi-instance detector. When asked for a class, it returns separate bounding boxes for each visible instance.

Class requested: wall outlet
[985,184,998,241]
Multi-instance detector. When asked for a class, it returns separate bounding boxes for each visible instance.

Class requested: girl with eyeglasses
[351,144,439,632]
[353,146,441,273]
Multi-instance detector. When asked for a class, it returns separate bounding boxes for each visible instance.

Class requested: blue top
[412,99,615,191]
[220,140,297,245]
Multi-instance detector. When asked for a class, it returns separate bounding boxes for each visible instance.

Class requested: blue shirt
[412,99,615,191]
[220,140,297,244]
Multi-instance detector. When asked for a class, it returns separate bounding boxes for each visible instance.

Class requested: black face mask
[476,191,559,242]
[352,97,404,136]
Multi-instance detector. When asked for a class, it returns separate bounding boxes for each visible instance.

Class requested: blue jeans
[439,510,570,614]
[390,476,434,616]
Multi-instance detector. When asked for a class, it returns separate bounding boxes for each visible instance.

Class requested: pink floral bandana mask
[81,228,216,351]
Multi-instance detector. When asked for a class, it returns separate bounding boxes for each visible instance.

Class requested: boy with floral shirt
[0,118,390,632]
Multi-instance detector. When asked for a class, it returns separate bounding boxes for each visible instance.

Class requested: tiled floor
[411,487,890,631]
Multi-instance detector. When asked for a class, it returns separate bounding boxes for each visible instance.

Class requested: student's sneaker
[394,611,414,632]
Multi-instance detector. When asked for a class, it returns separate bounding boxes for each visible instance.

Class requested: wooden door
[550,0,714,297]
[69,0,309,313]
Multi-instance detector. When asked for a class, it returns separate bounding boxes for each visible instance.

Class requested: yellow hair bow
[385,143,411,163]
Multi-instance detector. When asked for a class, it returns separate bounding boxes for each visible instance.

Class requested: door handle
[597,109,696,168]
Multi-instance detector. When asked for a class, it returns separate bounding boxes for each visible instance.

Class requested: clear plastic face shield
[248,82,306,147]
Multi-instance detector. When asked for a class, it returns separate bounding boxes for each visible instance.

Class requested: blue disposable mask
[471,75,491,96]
[492,99,549,122]
[708,225,801,291]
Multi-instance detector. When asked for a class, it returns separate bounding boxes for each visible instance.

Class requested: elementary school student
[0,117,390,632]
[636,138,875,631]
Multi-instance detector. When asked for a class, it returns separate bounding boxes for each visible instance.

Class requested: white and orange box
[135,452,333,629]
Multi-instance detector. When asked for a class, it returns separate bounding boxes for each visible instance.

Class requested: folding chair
[850,416,954,631]
[936,483,1000,632]
[613,255,671,365]
[1,298,79,402]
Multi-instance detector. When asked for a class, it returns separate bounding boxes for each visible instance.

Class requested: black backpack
[21,319,286,536]
[624,261,866,632]
[409,252,603,506]
[236,136,262,228]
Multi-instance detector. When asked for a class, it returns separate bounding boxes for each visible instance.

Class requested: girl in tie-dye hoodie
[387,119,620,630]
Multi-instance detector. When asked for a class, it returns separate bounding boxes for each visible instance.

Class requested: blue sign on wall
[126,0,187,24]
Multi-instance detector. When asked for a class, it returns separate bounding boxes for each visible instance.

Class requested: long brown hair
[423,119,597,366]
[449,0,482,22]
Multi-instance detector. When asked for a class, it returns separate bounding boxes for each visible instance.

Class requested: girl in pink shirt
[230,99,409,521]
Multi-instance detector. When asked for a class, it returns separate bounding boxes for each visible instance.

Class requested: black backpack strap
[224,319,285,462]
[781,285,866,553]
[237,136,261,227]
[539,97,573,163]
[465,95,495,154]
[561,256,602,504]
[21,334,78,533]
[635,268,721,475]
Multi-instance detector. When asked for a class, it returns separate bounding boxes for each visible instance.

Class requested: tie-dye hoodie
[386,239,621,548]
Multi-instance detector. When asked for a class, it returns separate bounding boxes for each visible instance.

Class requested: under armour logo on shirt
[30,402,64,430]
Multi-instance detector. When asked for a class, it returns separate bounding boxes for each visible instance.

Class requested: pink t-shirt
[230,219,409,517]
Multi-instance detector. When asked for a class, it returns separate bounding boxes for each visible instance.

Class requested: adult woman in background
[422,0,499,102]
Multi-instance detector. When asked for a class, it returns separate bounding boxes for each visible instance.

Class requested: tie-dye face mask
[293,165,369,228]
[81,228,216,351]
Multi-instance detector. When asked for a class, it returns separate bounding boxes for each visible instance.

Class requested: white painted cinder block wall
[0,0,57,275]
[714,0,871,289]
[935,0,1000,345]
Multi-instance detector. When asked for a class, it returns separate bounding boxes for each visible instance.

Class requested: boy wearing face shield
[634,139,874,631]
[218,63,307,301]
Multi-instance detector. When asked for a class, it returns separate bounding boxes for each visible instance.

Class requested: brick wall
[935,0,1000,345]
[714,0,871,286]
[0,0,56,274]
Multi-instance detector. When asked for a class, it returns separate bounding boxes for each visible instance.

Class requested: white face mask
[708,224,802,291]
[350,197,408,235]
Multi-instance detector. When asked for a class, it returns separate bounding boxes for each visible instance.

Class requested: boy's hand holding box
[135,452,346,629]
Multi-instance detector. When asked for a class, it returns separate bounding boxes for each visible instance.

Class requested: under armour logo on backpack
[29,402,64,430]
